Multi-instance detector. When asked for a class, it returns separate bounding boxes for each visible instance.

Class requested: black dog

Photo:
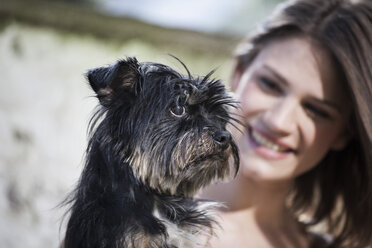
[63,57,239,248]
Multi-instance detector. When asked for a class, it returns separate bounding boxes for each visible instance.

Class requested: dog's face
[87,57,239,196]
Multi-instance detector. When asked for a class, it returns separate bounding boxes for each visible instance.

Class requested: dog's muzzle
[212,130,231,150]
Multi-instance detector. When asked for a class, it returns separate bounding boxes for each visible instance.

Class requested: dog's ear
[86,57,141,105]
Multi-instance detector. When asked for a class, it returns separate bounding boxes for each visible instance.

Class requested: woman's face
[234,37,350,183]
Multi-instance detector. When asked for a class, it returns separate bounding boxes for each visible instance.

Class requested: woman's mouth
[247,126,296,160]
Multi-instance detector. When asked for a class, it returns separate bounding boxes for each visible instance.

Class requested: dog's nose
[213,131,231,149]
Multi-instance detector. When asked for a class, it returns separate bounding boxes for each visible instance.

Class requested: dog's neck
[152,194,221,248]
[65,141,219,248]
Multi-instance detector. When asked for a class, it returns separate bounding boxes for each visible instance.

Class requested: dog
[62,57,239,248]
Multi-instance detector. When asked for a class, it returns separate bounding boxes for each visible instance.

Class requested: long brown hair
[232,0,372,247]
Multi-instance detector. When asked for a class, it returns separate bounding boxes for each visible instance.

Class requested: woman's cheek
[239,82,272,117]
[295,120,337,174]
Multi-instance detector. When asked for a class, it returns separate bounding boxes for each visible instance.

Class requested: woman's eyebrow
[262,64,341,113]
[262,64,289,87]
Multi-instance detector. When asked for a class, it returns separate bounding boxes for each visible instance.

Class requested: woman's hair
[233,0,372,247]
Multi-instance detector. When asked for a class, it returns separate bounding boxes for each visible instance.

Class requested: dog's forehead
[141,62,191,87]
[140,62,161,74]
[139,62,221,100]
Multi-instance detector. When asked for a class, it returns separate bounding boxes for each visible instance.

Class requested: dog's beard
[127,129,238,196]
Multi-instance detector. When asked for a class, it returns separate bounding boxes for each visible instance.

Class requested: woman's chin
[239,157,296,184]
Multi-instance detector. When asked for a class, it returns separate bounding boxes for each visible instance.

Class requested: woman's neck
[223,174,294,228]
[202,174,309,247]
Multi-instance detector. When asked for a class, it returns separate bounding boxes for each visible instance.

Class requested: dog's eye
[170,105,186,118]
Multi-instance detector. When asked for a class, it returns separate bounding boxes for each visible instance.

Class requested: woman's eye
[257,76,282,94]
[170,105,186,117]
[304,103,331,119]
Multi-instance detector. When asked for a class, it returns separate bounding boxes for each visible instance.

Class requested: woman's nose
[261,97,297,135]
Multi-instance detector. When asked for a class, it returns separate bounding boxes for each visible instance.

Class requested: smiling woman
[236,37,351,181]
[202,0,372,247]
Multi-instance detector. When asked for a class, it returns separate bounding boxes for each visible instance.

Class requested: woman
[202,0,372,247]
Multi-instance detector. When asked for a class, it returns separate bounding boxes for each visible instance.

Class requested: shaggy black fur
[63,57,239,248]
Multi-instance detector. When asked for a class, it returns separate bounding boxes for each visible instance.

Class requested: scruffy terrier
[63,57,239,248]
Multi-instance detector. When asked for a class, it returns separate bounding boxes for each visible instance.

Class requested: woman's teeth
[251,129,289,152]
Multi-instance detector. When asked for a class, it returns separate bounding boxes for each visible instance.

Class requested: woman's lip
[246,127,295,160]
[249,125,295,152]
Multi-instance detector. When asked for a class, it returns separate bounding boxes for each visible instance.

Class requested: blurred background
[0,0,281,247]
